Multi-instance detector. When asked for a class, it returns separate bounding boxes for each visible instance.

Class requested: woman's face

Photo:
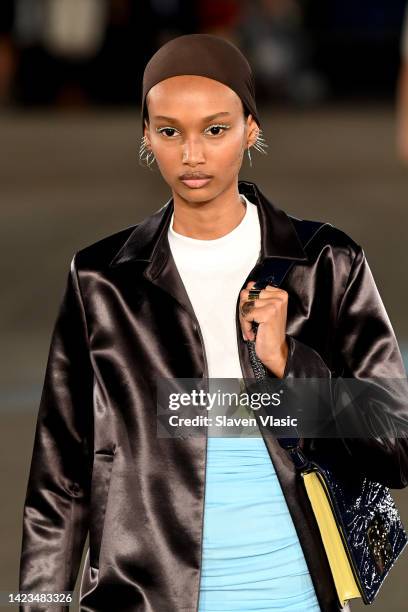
[143,75,259,202]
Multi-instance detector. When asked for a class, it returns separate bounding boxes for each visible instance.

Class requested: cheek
[154,142,175,160]
[211,137,245,167]
[153,146,178,175]
[222,148,245,172]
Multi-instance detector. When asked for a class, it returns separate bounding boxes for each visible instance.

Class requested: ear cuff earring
[247,128,268,167]
[139,136,156,168]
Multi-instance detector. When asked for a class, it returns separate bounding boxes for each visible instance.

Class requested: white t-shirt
[167,193,261,379]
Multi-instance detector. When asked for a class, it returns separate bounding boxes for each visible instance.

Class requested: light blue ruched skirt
[197,436,321,611]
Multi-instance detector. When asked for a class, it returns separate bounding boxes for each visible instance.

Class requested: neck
[171,182,246,240]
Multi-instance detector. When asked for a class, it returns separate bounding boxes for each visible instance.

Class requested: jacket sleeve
[281,244,408,489]
[18,254,94,610]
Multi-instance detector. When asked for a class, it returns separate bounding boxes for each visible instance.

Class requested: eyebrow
[152,112,232,123]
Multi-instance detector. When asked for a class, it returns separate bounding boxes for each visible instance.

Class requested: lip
[180,177,212,189]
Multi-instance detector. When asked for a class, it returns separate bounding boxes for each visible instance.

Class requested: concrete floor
[0,106,407,610]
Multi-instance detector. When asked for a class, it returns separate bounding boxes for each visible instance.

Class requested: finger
[242,301,276,321]
[239,290,287,308]
[240,301,257,317]
[240,285,284,304]
[240,301,271,340]
[239,301,256,340]
[240,312,256,341]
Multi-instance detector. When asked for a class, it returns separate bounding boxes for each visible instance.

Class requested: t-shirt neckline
[169,194,251,246]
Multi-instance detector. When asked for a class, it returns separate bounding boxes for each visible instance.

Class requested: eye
[205,124,230,136]
[156,127,179,138]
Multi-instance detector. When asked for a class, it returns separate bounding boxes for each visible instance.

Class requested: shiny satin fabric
[18,180,408,612]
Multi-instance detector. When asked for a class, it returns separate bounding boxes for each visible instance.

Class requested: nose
[182,137,205,165]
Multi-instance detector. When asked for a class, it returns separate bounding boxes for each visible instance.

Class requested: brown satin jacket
[19,180,408,612]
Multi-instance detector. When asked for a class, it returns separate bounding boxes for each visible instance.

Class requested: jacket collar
[109,180,308,277]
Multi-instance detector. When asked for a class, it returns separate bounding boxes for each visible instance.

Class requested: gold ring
[248,288,261,301]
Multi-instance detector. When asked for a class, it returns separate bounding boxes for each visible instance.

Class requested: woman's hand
[239,280,289,378]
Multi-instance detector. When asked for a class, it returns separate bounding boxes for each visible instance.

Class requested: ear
[246,114,259,148]
[143,120,151,147]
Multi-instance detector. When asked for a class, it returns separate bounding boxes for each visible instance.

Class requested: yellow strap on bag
[302,470,362,608]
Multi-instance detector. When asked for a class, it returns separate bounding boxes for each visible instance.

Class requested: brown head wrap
[141,33,260,132]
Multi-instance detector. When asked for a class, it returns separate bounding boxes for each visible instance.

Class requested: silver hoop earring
[139,135,156,168]
[247,146,252,167]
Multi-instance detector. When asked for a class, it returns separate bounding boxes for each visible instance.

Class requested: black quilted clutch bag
[245,219,408,606]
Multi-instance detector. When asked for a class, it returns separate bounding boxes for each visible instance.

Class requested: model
[19,33,408,612]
